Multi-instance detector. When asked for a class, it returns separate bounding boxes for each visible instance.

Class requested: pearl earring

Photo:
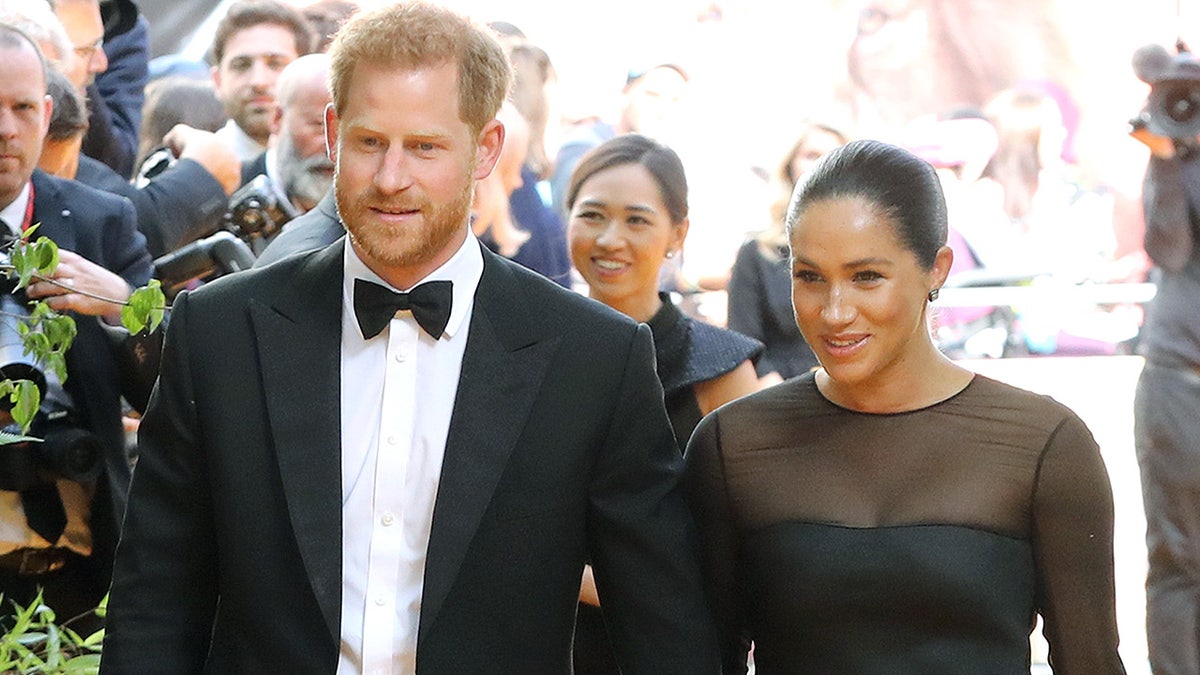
[665,250,675,259]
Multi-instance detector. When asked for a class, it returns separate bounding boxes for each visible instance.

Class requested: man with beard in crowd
[240,52,333,221]
[209,0,312,163]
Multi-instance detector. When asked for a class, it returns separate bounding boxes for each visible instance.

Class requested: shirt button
[386,435,397,445]
[375,595,387,606]
[381,512,394,526]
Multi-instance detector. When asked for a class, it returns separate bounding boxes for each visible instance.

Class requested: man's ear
[41,94,52,139]
[473,119,505,180]
[270,104,284,138]
[324,103,338,162]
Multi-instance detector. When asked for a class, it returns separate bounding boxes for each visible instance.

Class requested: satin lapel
[418,249,560,644]
[250,240,345,645]
[29,171,77,252]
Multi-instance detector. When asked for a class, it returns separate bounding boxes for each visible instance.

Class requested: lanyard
[21,182,34,232]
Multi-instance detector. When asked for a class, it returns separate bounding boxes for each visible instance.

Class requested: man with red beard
[101,3,721,673]
[209,0,313,163]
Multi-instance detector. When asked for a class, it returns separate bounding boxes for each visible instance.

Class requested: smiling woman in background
[684,139,1125,674]
[566,133,762,675]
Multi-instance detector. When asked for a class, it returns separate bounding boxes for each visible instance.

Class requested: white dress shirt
[337,234,483,675]
[215,119,267,164]
[0,182,30,234]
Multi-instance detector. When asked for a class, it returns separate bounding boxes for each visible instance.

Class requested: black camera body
[1133,41,1200,141]
[0,408,105,491]
[0,282,103,491]
[223,174,293,245]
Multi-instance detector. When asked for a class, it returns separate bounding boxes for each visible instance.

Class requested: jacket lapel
[418,248,560,643]
[251,240,345,645]
[29,171,77,252]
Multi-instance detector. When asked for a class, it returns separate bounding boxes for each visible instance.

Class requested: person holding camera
[1132,42,1200,675]
[0,24,158,631]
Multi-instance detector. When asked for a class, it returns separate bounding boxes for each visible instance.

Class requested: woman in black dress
[684,139,1125,674]
[565,133,762,674]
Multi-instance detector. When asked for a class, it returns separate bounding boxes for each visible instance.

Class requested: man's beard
[278,134,334,208]
[335,165,476,272]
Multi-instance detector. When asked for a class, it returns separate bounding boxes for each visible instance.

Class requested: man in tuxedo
[0,23,156,628]
[101,3,719,673]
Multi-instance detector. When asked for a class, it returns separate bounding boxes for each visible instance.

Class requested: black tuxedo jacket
[102,237,720,673]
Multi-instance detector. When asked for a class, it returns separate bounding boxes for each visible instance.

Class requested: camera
[0,266,103,490]
[223,174,293,247]
[152,230,257,300]
[1132,40,1200,141]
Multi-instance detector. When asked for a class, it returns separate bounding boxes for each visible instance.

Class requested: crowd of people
[0,0,1194,673]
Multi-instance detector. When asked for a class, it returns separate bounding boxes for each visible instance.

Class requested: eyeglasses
[74,37,103,62]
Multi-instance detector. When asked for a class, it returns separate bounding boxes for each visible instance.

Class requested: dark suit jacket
[253,189,343,267]
[22,170,156,585]
[81,13,150,179]
[239,151,268,188]
[103,237,720,674]
[75,155,228,258]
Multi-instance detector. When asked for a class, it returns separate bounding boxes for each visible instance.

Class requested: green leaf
[121,281,166,335]
[63,653,102,673]
[10,379,40,433]
[15,631,46,647]
[31,237,60,276]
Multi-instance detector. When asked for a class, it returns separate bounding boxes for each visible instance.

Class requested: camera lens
[1147,78,1200,139]
[1165,85,1200,123]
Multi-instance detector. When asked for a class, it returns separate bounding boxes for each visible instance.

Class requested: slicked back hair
[787,139,947,270]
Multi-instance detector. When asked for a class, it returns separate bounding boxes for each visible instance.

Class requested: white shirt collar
[0,182,31,237]
[342,231,484,341]
[217,119,267,163]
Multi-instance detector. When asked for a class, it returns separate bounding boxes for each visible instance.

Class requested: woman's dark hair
[565,133,688,225]
[786,139,947,269]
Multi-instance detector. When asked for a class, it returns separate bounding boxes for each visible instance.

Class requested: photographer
[1132,42,1200,675]
[0,25,158,631]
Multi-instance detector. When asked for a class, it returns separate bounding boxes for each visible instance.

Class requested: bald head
[275,52,330,109]
[273,52,333,211]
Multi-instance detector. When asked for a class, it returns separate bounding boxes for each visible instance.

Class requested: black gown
[683,372,1126,674]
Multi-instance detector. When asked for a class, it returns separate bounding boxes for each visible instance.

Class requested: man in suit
[101,3,719,673]
[0,23,157,628]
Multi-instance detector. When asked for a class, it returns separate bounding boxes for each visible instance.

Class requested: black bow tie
[353,278,453,340]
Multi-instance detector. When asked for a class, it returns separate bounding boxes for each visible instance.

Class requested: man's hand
[164,123,242,196]
[25,249,132,325]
